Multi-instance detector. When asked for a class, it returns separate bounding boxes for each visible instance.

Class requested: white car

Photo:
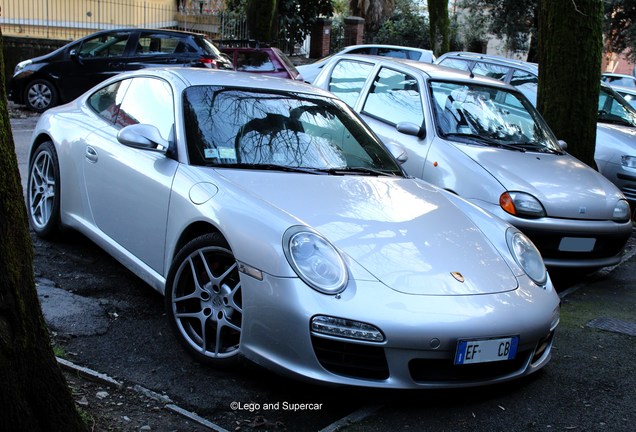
[27,67,559,388]
[313,54,632,270]
[297,44,435,83]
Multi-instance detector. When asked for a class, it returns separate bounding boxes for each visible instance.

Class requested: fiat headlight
[283,227,348,294]
[612,199,631,222]
[500,192,546,218]
[506,228,547,286]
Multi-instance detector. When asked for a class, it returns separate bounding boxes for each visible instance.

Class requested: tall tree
[0,31,87,431]
[428,0,450,55]
[604,0,636,63]
[246,0,278,42]
[538,0,603,168]
[349,0,395,34]
[458,0,539,60]
[279,0,334,54]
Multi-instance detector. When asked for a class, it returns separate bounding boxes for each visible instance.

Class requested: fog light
[311,315,385,342]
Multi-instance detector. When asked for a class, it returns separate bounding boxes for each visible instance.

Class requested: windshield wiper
[315,167,400,177]
[442,133,526,152]
[210,163,325,174]
[513,142,565,155]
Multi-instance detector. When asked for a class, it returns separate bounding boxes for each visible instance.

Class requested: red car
[220,44,303,81]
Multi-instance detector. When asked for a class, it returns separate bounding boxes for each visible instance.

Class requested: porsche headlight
[506,228,547,286]
[500,192,546,218]
[283,227,348,294]
[612,199,631,222]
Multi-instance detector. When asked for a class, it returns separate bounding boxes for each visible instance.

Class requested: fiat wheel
[165,233,242,367]
[28,141,61,237]
[25,79,58,112]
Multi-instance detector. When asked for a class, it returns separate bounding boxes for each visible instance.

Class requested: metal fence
[0,0,247,42]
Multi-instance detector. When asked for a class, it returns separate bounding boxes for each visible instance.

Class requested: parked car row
[9,29,302,112]
[19,35,632,389]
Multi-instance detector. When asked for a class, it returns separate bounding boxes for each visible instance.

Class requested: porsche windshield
[183,86,403,175]
[430,81,563,154]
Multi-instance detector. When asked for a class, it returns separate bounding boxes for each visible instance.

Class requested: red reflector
[199,58,218,68]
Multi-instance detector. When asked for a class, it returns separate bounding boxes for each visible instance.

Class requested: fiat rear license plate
[454,336,519,365]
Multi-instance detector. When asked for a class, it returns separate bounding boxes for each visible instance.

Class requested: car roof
[437,51,538,72]
[109,67,334,96]
[88,27,208,38]
[343,44,432,52]
[328,54,516,88]
[602,72,635,78]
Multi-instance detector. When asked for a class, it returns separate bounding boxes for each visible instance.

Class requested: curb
[56,356,227,431]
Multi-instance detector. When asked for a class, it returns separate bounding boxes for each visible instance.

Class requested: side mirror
[397,121,425,139]
[117,124,169,151]
[69,49,82,64]
[557,139,568,150]
[385,141,409,164]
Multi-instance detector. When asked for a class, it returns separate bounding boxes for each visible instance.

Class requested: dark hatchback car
[9,28,233,112]
[219,44,303,81]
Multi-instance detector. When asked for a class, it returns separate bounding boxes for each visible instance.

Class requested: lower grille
[311,335,389,380]
[409,351,531,382]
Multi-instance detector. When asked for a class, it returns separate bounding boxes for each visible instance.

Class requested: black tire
[165,233,242,367]
[27,141,61,238]
[24,79,58,112]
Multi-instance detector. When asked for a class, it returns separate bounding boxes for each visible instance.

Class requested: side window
[348,47,373,55]
[79,32,130,58]
[328,60,374,107]
[136,33,186,55]
[437,58,471,72]
[236,51,275,72]
[88,79,132,123]
[510,69,538,105]
[472,62,509,82]
[115,78,175,142]
[377,48,408,59]
[362,67,424,126]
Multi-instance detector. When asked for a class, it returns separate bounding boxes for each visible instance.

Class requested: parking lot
[11,114,636,431]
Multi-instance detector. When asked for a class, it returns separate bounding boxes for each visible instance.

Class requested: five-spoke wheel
[165,233,242,367]
[28,141,61,237]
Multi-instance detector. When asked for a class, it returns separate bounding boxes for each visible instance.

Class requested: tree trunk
[537,0,603,169]
[428,0,450,56]
[246,0,278,42]
[0,31,87,432]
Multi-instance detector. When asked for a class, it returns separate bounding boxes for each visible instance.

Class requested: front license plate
[559,237,596,252]
[454,336,519,365]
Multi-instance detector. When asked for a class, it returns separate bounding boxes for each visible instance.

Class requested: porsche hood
[216,171,519,296]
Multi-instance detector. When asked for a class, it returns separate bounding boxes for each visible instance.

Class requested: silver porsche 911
[27,68,560,389]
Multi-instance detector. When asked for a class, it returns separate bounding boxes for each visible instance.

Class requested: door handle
[85,146,98,163]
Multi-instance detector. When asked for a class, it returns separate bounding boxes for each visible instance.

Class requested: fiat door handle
[85,146,98,163]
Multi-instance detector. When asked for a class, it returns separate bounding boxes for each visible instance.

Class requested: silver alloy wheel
[27,82,53,111]
[29,148,57,229]
[170,245,242,360]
